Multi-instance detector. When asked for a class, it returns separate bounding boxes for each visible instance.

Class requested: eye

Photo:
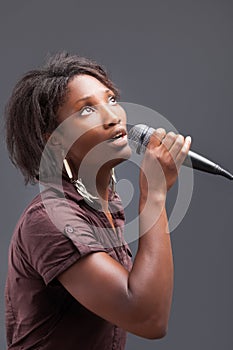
[108,95,117,105]
[79,106,95,116]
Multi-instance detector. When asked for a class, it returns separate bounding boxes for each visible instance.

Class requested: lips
[109,127,127,141]
[107,127,129,148]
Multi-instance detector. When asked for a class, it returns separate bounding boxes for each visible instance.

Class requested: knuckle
[156,152,162,161]
[145,147,154,157]
[156,128,166,136]
[167,131,176,140]
[147,147,159,161]
[150,133,161,146]
[164,154,175,167]
[176,134,184,146]
[154,128,166,142]
[180,148,188,157]
[181,145,187,153]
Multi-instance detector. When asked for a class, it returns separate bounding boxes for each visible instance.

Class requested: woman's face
[56,74,132,172]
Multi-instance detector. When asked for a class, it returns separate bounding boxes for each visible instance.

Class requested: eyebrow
[74,89,111,105]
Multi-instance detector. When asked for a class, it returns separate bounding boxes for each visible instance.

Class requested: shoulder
[9,183,86,250]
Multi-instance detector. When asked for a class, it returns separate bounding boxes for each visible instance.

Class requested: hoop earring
[63,158,99,204]
[110,168,117,194]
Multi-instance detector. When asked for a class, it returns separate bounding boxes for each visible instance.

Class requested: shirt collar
[39,176,119,210]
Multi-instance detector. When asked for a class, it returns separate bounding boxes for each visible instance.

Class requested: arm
[58,130,191,339]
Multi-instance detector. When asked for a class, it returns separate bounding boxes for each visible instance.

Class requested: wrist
[139,191,166,213]
[140,189,166,204]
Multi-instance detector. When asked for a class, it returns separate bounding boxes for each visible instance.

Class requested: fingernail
[186,136,192,143]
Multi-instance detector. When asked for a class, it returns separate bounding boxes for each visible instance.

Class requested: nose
[101,105,121,128]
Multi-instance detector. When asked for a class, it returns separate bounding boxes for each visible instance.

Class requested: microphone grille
[128,124,154,154]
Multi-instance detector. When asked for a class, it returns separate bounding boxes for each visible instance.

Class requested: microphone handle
[184,150,233,180]
[128,124,233,181]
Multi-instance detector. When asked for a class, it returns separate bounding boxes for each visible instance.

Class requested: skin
[54,74,192,338]
[55,75,132,210]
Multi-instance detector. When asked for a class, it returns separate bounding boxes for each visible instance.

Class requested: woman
[5,52,191,350]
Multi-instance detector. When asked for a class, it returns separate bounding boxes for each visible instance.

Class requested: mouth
[108,128,128,146]
[109,128,127,140]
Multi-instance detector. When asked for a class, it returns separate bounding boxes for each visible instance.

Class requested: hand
[139,128,192,197]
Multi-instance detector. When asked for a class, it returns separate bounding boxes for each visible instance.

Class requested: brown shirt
[5,178,132,350]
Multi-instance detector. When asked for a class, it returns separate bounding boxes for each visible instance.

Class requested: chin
[111,146,132,167]
[117,144,132,159]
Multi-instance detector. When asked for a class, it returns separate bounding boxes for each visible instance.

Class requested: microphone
[128,124,233,181]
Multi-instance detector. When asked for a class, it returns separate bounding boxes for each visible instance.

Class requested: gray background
[0,0,233,349]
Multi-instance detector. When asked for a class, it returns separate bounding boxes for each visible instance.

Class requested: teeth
[113,132,123,139]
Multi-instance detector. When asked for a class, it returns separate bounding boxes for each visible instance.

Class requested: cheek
[67,129,102,158]
[61,118,99,151]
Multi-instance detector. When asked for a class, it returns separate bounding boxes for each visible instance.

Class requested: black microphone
[128,124,233,181]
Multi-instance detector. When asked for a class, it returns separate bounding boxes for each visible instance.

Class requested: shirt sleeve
[19,197,108,285]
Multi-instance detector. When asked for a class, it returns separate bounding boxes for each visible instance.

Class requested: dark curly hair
[5,52,120,184]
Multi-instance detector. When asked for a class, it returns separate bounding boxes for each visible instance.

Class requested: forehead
[68,74,108,99]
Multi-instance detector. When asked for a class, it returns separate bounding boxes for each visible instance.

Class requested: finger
[149,128,166,148]
[161,131,177,151]
[176,136,192,166]
[169,134,185,159]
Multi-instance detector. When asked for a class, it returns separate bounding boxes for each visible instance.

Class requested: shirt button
[64,224,74,235]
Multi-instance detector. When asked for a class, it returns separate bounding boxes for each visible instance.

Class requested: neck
[95,168,112,212]
[65,158,113,212]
